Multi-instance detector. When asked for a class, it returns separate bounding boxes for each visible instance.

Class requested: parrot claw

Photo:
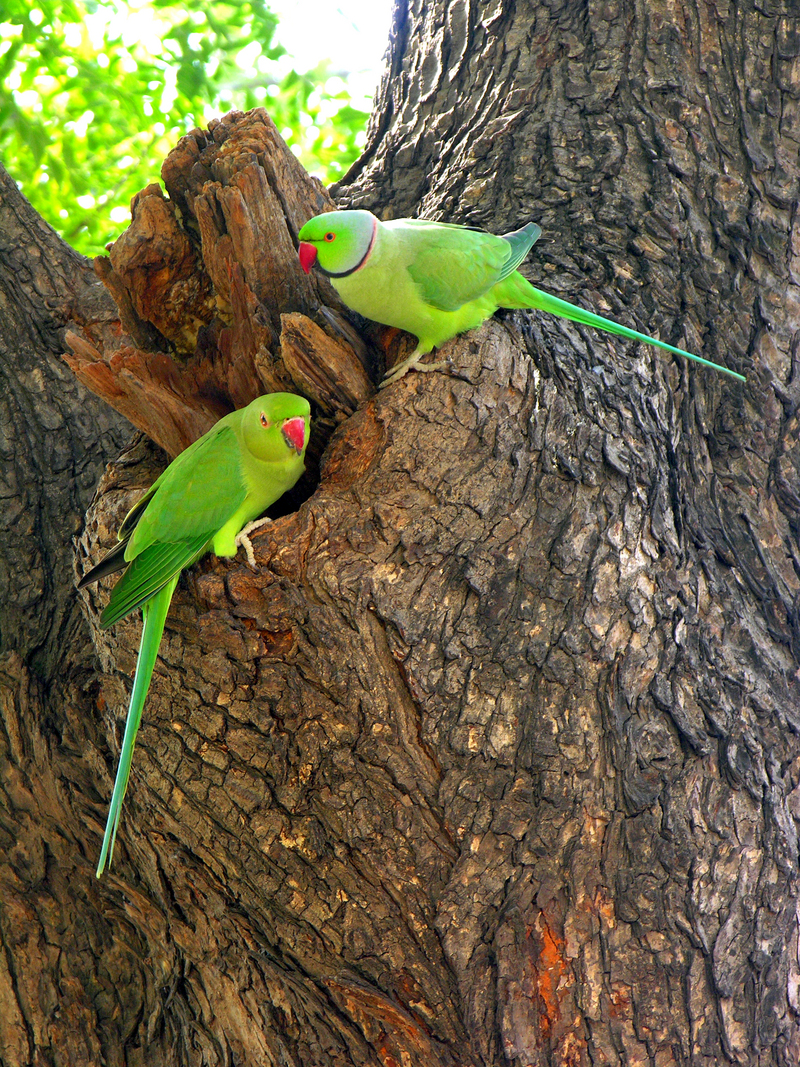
[235,517,273,569]
[380,351,452,388]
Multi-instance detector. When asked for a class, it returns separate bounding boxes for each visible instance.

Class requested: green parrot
[297,210,745,385]
[79,392,310,877]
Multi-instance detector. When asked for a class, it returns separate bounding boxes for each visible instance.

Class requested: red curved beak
[298,242,317,274]
[282,416,307,454]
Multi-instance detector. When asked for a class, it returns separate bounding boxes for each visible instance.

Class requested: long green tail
[505,278,745,382]
[96,575,179,878]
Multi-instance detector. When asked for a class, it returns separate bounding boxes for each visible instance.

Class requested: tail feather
[497,274,746,382]
[77,537,131,588]
[96,575,179,877]
[499,223,542,280]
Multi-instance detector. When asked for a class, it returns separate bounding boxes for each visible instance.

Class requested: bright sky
[270,0,393,98]
[1,0,396,229]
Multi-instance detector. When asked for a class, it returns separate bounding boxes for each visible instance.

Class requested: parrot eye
[324,232,336,242]
[260,412,270,428]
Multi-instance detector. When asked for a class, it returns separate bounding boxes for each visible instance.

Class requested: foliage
[0,0,369,255]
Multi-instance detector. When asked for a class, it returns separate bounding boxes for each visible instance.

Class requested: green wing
[100,536,211,627]
[125,422,246,555]
[79,422,238,589]
[404,220,541,311]
[101,423,248,628]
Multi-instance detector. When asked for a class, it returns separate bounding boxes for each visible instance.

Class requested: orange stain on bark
[534,914,569,1038]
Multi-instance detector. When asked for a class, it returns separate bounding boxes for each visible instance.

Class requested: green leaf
[0,0,372,255]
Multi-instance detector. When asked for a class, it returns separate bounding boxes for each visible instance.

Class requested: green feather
[82,393,311,876]
[99,537,210,628]
[406,222,540,311]
[297,210,745,383]
[95,576,178,877]
[519,284,745,382]
[125,424,247,557]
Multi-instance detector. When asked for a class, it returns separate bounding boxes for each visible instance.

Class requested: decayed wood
[64,108,372,457]
[280,312,373,416]
[101,182,214,353]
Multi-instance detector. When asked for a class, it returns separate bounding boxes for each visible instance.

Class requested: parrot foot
[235,517,273,569]
[380,351,451,388]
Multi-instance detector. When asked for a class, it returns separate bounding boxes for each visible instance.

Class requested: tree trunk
[2,1,800,1065]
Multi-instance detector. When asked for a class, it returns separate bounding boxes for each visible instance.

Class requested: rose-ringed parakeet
[79,392,310,877]
[297,210,745,385]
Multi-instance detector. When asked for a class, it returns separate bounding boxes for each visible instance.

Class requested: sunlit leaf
[0,0,371,255]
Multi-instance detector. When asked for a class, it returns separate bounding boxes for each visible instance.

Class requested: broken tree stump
[64,108,377,458]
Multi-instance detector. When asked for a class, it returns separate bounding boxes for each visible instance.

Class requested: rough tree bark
[1,1,800,1066]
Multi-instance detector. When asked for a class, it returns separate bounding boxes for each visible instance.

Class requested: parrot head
[298,210,377,277]
[242,393,311,462]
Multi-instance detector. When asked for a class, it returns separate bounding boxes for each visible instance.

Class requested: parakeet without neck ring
[297,209,744,385]
[79,392,310,877]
